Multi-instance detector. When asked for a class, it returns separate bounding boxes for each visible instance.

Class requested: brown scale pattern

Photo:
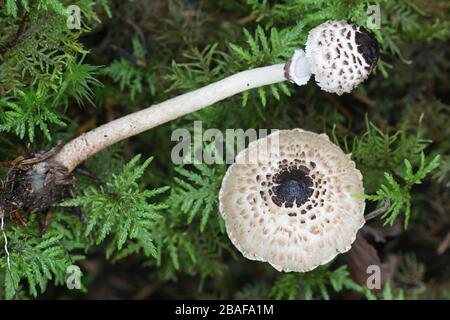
[305,20,379,95]
[219,129,366,272]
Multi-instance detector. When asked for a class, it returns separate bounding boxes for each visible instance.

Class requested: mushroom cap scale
[219,129,365,272]
[305,20,379,95]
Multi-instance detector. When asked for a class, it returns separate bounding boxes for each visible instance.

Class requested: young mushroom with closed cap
[219,129,365,272]
[288,20,380,95]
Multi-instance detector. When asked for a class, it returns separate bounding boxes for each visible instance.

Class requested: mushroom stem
[53,63,287,173]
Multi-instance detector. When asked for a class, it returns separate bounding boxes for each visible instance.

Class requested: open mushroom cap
[305,20,379,95]
[219,129,365,272]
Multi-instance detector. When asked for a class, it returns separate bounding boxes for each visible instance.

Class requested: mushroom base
[0,152,73,224]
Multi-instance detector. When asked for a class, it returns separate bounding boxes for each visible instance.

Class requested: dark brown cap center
[271,166,313,208]
[355,26,379,68]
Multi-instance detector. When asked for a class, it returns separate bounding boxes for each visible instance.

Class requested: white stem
[53,63,288,173]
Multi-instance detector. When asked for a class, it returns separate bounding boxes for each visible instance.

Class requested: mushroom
[288,20,380,95]
[52,20,379,173]
[218,129,365,272]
